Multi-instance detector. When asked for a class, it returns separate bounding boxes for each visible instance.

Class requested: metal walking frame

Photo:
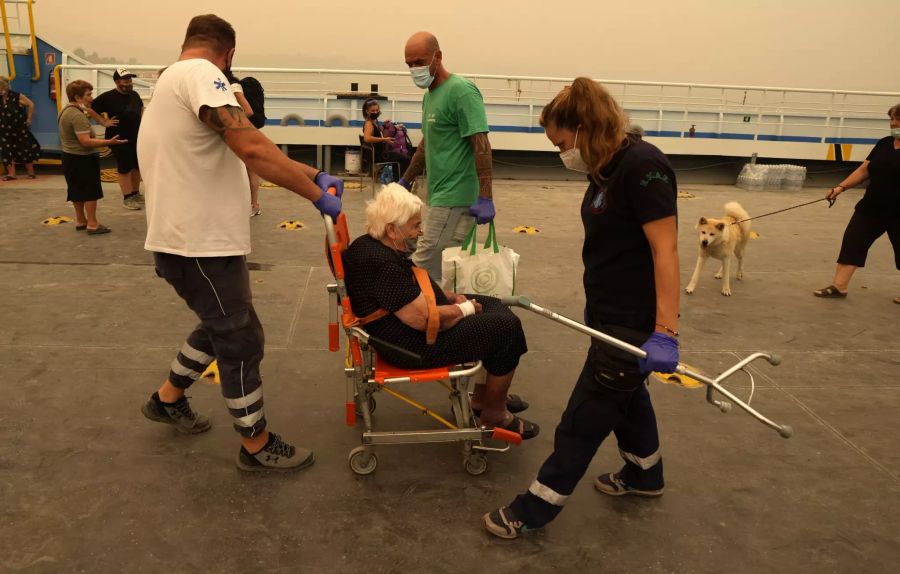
[501,295,794,439]
[322,194,522,476]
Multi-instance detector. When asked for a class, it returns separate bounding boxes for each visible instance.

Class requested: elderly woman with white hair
[343,184,539,439]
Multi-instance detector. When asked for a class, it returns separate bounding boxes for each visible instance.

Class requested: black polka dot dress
[343,234,527,375]
[0,91,41,165]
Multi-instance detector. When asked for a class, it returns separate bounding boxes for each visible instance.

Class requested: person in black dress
[0,76,40,180]
[343,184,538,439]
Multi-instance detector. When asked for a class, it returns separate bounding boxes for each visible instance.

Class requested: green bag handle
[483,222,501,253]
[461,223,479,255]
[461,222,500,256]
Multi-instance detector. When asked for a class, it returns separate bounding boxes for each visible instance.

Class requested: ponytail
[540,77,628,180]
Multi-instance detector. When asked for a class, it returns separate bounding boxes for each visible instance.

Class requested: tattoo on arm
[199,105,257,139]
[470,132,493,199]
[402,138,426,181]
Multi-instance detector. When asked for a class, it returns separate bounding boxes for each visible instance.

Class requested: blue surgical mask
[891,127,900,139]
[409,56,435,89]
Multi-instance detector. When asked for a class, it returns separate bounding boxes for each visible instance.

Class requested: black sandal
[814,285,847,298]
[1,175,16,181]
[495,414,540,440]
[87,224,112,235]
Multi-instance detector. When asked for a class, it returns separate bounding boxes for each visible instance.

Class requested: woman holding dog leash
[815,103,900,304]
[484,77,681,538]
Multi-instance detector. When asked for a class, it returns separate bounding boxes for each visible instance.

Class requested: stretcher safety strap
[349,267,440,345]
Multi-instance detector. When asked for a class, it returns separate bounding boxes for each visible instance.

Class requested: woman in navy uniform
[484,77,681,538]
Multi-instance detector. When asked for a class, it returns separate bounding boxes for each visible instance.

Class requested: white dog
[685,202,752,297]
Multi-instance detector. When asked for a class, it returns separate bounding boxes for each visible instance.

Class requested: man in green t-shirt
[399,31,495,281]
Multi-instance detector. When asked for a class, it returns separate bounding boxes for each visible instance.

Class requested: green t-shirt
[58,105,95,155]
[421,74,489,207]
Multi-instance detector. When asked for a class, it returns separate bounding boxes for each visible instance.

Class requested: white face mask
[559,128,589,173]
[409,55,435,89]
[891,127,900,140]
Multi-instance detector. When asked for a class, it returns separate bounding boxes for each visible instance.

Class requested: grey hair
[627,124,645,137]
[365,183,423,240]
[889,103,900,119]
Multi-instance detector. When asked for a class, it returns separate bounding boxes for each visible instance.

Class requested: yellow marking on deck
[279,220,305,230]
[201,361,220,384]
[42,215,73,225]
[652,365,704,389]
[513,225,540,234]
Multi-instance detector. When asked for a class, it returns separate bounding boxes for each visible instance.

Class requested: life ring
[279,114,304,126]
[324,114,348,127]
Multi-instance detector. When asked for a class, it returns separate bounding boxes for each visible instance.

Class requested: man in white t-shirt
[137,14,343,472]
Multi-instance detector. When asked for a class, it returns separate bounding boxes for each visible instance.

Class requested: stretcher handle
[502,295,793,439]
[323,186,339,245]
[491,427,523,445]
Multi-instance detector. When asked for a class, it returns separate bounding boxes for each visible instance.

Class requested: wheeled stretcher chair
[322,203,522,476]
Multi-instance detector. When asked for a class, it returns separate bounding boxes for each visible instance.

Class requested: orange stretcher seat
[373,356,450,385]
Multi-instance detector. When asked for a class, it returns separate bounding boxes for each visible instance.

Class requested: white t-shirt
[139,59,251,257]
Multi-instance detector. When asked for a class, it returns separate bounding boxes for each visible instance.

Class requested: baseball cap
[113,68,136,81]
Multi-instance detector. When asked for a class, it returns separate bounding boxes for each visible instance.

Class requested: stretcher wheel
[348,446,378,475]
[355,396,376,417]
[464,454,488,476]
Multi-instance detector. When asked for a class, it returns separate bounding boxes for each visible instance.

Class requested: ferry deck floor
[1,173,898,573]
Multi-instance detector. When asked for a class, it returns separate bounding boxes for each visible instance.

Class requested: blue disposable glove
[315,171,344,198]
[313,191,342,219]
[398,177,413,191]
[468,197,495,224]
[638,332,679,375]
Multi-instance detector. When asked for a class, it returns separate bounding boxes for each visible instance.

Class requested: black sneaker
[141,392,211,434]
[594,471,664,497]
[483,506,533,539]
[237,432,315,473]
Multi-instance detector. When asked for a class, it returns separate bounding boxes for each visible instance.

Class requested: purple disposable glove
[468,197,495,224]
[398,177,413,191]
[638,332,679,374]
[313,191,342,219]
[315,171,344,198]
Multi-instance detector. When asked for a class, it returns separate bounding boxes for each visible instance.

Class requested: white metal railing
[57,64,899,145]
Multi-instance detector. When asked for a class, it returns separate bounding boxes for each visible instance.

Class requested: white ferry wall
[55,65,899,162]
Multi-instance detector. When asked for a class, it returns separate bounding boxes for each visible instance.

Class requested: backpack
[239,77,267,129]
[380,120,411,156]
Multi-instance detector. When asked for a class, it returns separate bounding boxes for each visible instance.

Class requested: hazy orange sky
[32,0,900,92]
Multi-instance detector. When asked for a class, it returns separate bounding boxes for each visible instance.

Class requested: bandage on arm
[455,300,475,317]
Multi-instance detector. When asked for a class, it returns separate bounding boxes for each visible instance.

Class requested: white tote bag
[441,223,519,297]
